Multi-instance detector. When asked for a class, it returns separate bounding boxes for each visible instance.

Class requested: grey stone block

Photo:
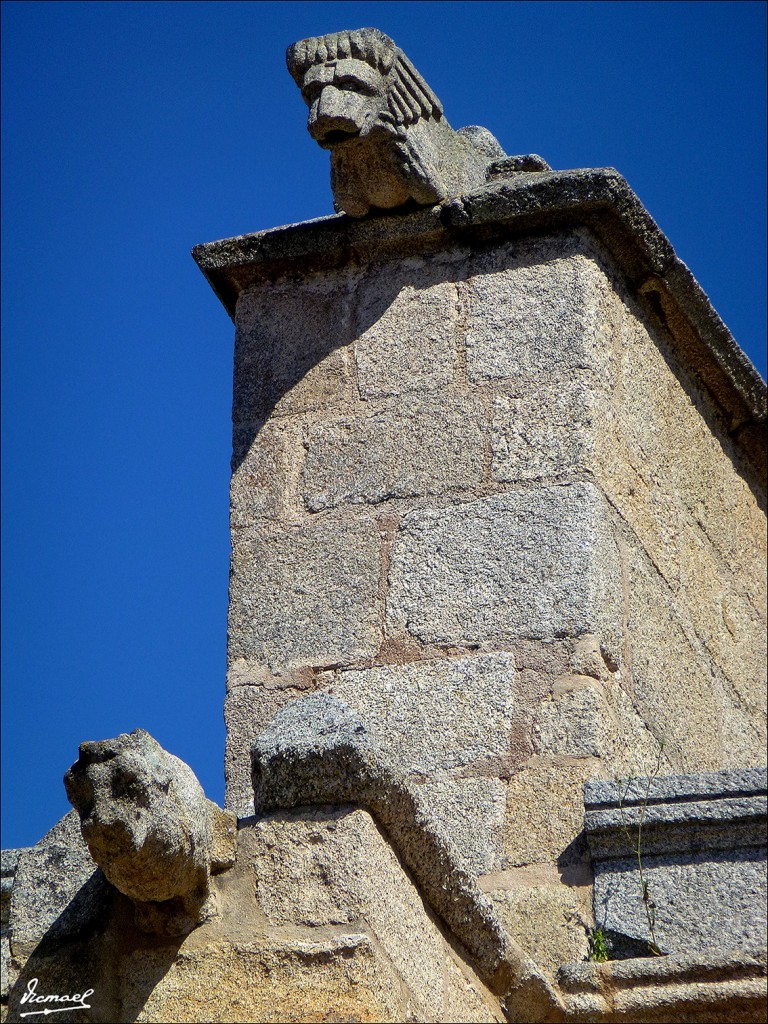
[465,238,611,385]
[233,271,356,423]
[301,391,485,511]
[491,381,607,482]
[320,653,517,775]
[354,260,459,399]
[229,516,382,671]
[584,768,768,956]
[386,483,622,659]
[9,811,110,960]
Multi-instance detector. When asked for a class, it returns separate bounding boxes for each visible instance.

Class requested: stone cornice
[192,167,766,458]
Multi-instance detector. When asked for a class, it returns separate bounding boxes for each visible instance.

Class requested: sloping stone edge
[251,693,565,1021]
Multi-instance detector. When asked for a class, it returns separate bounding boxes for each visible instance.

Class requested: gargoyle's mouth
[319,128,360,146]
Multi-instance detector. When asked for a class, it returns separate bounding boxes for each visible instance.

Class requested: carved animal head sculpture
[287,27,505,217]
[65,728,235,935]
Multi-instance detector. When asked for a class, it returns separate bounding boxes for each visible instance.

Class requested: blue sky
[2,1,766,849]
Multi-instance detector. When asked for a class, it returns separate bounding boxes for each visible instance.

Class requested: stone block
[354,255,460,399]
[465,236,614,386]
[533,685,616,759]
[626,546,730,771]
[386,483,622,660]
[418,778,508,876]
[249,807,445,1018]
[488,884,591,979]
[233,270,357,422]
[584,768,768,956]
[228,516,382,672]
[230,419,300,527]
[9,812,110,960]
[224,679,313,818]
[319,653,518,776]
[502,757,606,868]
[301,391,485,511]
[678,522,767,717]
[126,935,406,1024]
[490,381,607,483]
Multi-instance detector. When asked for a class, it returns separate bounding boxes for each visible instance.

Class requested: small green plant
[618,742,666,956]
[588,927,610,963]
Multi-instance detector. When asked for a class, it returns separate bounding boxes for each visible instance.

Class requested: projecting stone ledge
[193,167,766,472]
[583,768,768,959]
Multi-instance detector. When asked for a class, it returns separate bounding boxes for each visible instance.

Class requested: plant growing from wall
[618,742,666,956]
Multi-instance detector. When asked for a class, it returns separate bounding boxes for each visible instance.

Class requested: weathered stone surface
[64,730,236,936]
[465,237,614,386]
[127,935,407,1024]
[491,381,608,482]
[230,419,300,527]
[223,670,316,818]
[9,811,108,960]
[319,653,518,776]
[558,949,768,1023]
[387,483,622,660]
[354,259,460,399]
[502,757,607,868]
[250,693,563,1015]
[233,271,356,423]
[626,545,735,771]
[287,28,504,217]
[194,169,767,460]
[418,778,508,876]
[533,685,616,759]
[229,516,382,672]
[301,390,484,510]
[488,883,591,980]
[251,808,446,1018]
[585,768,768,957]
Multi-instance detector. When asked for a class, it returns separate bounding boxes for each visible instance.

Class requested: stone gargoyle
[64,728,236,936]
[287,26,527,217]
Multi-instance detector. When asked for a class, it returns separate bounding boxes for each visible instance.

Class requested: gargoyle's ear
[387,51,444,126]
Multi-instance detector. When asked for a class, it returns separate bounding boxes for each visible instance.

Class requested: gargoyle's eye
[336,77,376,96]
[301,83,322,104]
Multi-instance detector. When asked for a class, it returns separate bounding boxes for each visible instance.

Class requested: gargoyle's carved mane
[286,27,443,128]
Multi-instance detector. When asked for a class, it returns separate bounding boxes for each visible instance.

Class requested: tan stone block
[387,484,623,664]
[234,271,357,422]
[442,945,505,1023]
[626,547,727,771]
[320,653,518,776]
[247,808,446,1020]
[501,756,606,867]
[126,936,404,1023]
[355,255,460,398]
[302,391,485,511]
[487,884,591,980]
[593,429,681,592]
[679,524,767,716]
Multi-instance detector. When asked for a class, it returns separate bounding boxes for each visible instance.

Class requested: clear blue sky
[2,1,766,849]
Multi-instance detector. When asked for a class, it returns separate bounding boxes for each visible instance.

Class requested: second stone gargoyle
[287,26,506,217]
[64,728,236,936]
